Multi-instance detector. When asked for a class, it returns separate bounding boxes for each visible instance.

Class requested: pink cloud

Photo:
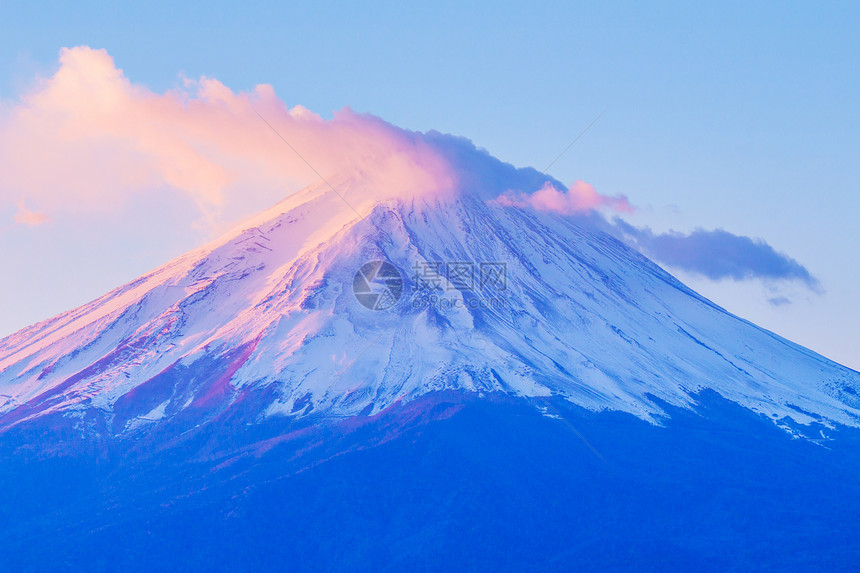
[0,46,456,232]
[13,203,49,226]
[494,180,633,215]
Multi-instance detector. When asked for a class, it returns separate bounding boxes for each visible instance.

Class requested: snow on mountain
[1,176,859,435]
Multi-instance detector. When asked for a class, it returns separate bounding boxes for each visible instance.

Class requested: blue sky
[1,1,858,368]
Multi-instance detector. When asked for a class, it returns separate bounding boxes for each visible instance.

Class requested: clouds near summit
[0,46,456,232]
[0,46,817,292]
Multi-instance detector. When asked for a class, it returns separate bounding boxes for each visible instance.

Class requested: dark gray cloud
[612,219,820,290]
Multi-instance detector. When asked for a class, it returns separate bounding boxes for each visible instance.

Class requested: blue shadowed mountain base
[0,390,858,572]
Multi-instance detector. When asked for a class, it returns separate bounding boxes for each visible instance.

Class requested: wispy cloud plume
[494,180,633,215]
[0,46,456,232]
[613,219,819,289]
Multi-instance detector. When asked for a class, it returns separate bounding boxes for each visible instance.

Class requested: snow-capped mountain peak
[1,179,858,435]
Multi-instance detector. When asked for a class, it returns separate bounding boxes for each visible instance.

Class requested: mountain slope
[1,180,858,436]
